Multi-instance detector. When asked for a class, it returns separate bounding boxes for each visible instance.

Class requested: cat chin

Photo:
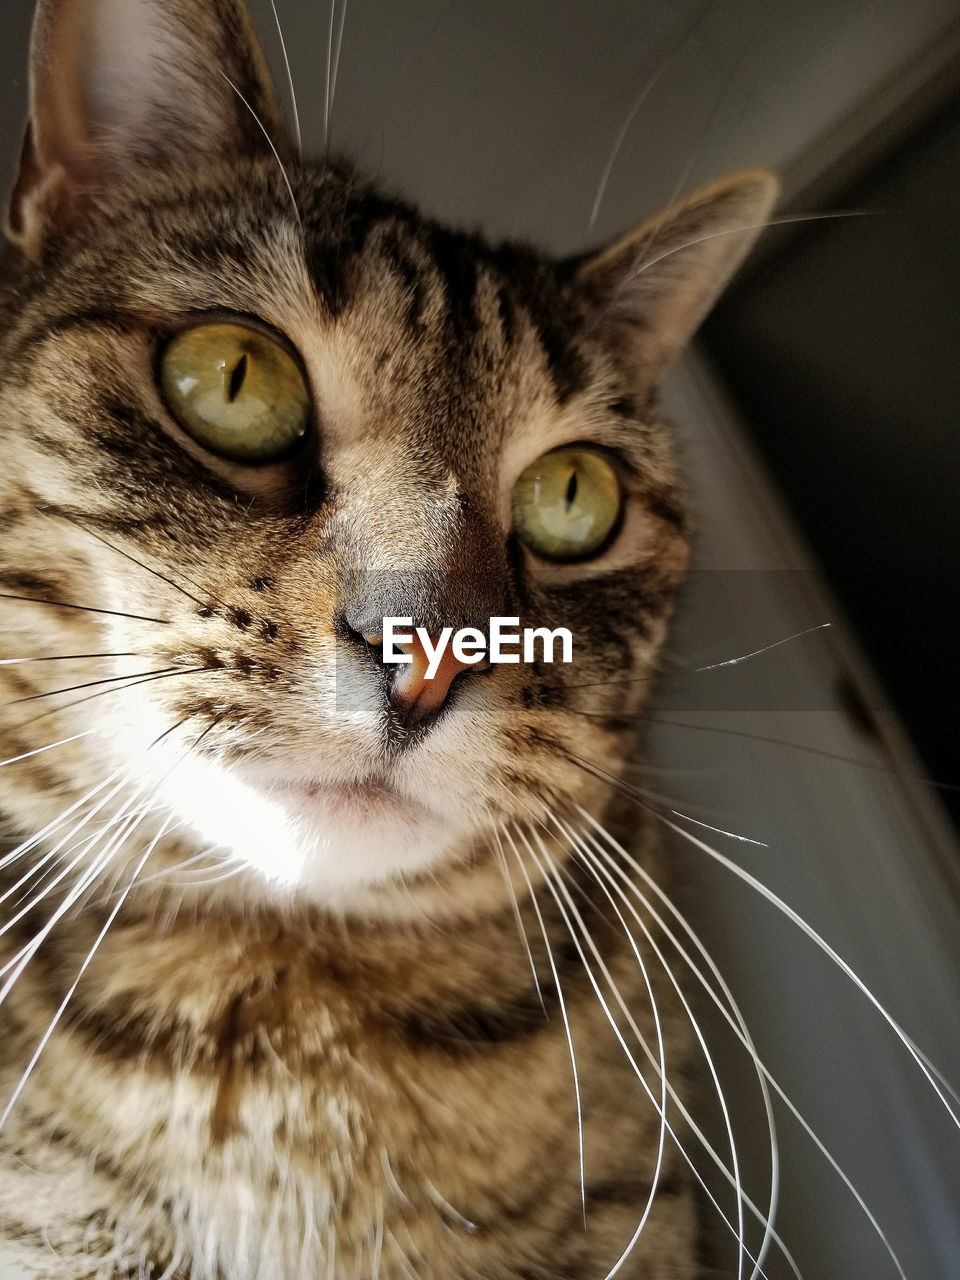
[154,752,469,905]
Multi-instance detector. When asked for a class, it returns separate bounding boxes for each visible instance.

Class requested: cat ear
[571,170,779,376]
[7,0,290,256]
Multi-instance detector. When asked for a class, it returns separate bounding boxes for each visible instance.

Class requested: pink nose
[363,630,477,723]
[389,632,474,722]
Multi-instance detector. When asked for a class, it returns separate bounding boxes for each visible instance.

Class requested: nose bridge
[339,491,507,638]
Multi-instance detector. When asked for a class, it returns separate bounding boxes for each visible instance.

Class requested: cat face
[0,0,776,910]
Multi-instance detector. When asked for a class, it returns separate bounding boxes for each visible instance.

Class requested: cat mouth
[304,778,398,805]
[281,776,422,821]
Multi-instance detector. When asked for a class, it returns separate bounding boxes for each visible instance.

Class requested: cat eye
[160,323,310,463]
[512,446,623,560]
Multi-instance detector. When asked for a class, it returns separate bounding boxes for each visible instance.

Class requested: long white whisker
[628,211,872,286]
[0,766,166,986]
[0,728,100,770]
[525,825,669,1280]
[659,806,960,1124]
[329,0,349,146]
[219,72,302,233]
[0,760,133,873]
[0,809,177,1129]
[504,823,587,1219]
[0,720,190,999]
[2,717,220,1121]
[519,810,782,1277]
[578,805,910,1280]
[269,0,303,157]
[0,768,151,916]
[547,811,747,1280]
[491,824,546,1012]
[323,0,337,153]
[10,808,153,911]
[572,807,786,1279]
[694,622,832,672]
[588,65,666,231]
[588,0,716,231]
[668,811,768,847]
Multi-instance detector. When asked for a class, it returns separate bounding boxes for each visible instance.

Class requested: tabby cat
[0,1,777,1276]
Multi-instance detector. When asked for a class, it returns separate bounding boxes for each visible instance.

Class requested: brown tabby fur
[0,1,777,1276]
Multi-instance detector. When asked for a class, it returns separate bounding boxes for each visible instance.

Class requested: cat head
[0,0,777,913]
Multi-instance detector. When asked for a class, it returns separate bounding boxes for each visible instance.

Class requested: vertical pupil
[564,468,579,510]
[227,352,249,403]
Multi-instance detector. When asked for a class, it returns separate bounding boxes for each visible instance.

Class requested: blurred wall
[1,0,959,251]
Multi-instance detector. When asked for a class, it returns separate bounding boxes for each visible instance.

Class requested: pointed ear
[572,170,780,377]
[7,0,290,257]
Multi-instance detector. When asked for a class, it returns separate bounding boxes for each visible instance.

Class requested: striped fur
[0,2,778,1276]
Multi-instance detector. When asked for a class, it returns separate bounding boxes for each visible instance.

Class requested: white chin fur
[150,752,465,904]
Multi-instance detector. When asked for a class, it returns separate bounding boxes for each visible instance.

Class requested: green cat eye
[512,446,622,560]
[160,323,310,463]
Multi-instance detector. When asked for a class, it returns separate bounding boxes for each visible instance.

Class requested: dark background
[706,89,960,820]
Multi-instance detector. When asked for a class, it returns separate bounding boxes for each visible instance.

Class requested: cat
[0,1,777,1276]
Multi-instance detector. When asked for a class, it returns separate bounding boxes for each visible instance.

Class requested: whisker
[571,750,960,1127]
[0,592,169,625]
[551,811,753,1279]
[152,858,246,891]
[324,0,337,154]
[329,0,349,152]
[8,806,153,909]
[10,665,210,732]
[504,824,587,1219]
[219,72,302,234]
[574,805,914,1279]
[1,717,219,1128]
[588,66,667,233]
[525,826,670,1279]
[0,653,138,666]
[644,716,960,796]
[566,619,834,695]
[622,210,873,292]
[8,665,191,707]
[118,843,217,892]
[0,790,152,993]
[42,510,217,610]
[269,0,303,157]
[588,0,715,231]
[0,735,180,928]
[382,0,463,107]
[0,727,100,770]
[693,622,832,672]
[0,809,175,1128]
[668,810,768,847]
[0,715,189,880]
[517,806,783,1277]
[567,810,792,1278]
[2,760,142,877]
[490,824,546,1012]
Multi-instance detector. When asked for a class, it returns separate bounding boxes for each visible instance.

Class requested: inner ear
[571,170,780,377]
[7,0,290,256]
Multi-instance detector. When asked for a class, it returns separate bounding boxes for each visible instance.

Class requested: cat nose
[361,629,481,725]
